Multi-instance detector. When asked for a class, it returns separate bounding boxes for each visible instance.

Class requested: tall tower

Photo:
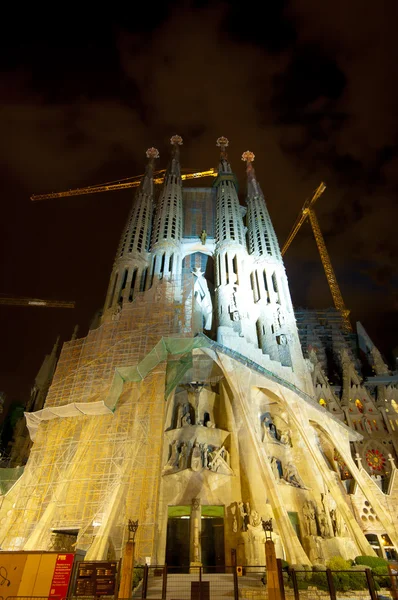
[150,135,184,284]
[103,147,159,316]
[242,150,303,370]
[214,137,257,347]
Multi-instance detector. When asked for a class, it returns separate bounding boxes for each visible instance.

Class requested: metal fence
[3,564,398,600]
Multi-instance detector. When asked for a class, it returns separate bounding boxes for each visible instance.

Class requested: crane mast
[281,183,352,332]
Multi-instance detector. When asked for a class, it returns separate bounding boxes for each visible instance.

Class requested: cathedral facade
[1,136,397,567]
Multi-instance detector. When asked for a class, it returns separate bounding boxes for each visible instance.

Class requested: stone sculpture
[246,508,266,566]
[179,442,189,470]
[279,430,292,446]
[303,500,318,536]
[270,456,281,480]
[207,445,232,474]
[192,268,213,330]
[317,511,330,538]
[284,462,306,488]
[261,413,278,441]
[191,442,203,471]
[239,501,248,531]
[181,412,191,427]
[164,440,179,471]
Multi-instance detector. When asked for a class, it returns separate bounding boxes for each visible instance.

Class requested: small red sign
[49,553,75,599]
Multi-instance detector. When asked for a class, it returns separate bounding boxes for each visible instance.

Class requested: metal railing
[4,564,398,600]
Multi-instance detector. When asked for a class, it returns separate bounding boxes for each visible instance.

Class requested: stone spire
[150,135,184,281]
[240,150,306,373]
[103,147,159,314]
[216,136,233,175]
[214,137,257,347]
[214,137,245,247]
[242,151,281,260]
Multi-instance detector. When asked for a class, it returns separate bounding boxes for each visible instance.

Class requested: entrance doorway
[165,505,225,571]
[165,506,191,572]
[201,517,225,572]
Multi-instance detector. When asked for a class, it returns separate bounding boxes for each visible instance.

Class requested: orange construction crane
[30,168,218,201]
[0,295,75,308]
[281,183,352,332]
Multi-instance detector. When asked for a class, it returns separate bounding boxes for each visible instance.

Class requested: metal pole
[290,568,299,600]
[276,559,286,600]
[141,564,148,599]
[365,568,378,600]
[162,564,167,600]
[326,569,336,600]
[233,566,239,600]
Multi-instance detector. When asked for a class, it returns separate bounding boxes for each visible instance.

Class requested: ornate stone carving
[270,456,282,480]
[146,147,160,159]
[283,462,306,488]
[170,135,183,146]
[241,150,255,163]
[216,136,229,148]
[192,268,213,331]
[303,501,318,536]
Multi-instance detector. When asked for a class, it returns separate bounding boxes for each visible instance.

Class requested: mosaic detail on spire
[170,135,183,145]
[216,136,229,149]
[146,147,160,159]
[241,151,255,163]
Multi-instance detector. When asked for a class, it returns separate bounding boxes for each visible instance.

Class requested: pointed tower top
[216,136,233,175]
[216,136,229,158]
[166,135,182,178]
[52,335,60,354]
[139,147,159,195]
[242,150,262,199]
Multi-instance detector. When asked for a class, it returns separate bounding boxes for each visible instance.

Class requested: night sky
[1,1,397,408]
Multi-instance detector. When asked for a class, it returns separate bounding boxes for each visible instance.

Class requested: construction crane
[30,168,218,201]
[281,183,352,332]
[22,168,217,309]
[0,295,75,308]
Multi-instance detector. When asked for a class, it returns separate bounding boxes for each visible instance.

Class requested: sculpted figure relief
[284,463,306,488]
[164,441,179,471]
[303,500,318,536]
[262,413,278,442]
[270,456,282,480]
[317,511,330,538]
[239,502,249,531]
[192,267,213,330]
[191,442,203,471]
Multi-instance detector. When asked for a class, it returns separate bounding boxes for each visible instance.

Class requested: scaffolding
[0,276,195,559]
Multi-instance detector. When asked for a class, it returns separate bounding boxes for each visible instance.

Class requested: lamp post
[262,518,282,600]
[119,519,139,599]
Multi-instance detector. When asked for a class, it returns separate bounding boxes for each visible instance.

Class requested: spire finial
[217,136,229,162]
[242,150,262,198]
[170,135,183,146]
[241,150,255,164]
[146,147,160,159]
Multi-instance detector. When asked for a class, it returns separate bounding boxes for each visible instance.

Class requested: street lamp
[128,519,139,543]
[262,517,273,541]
